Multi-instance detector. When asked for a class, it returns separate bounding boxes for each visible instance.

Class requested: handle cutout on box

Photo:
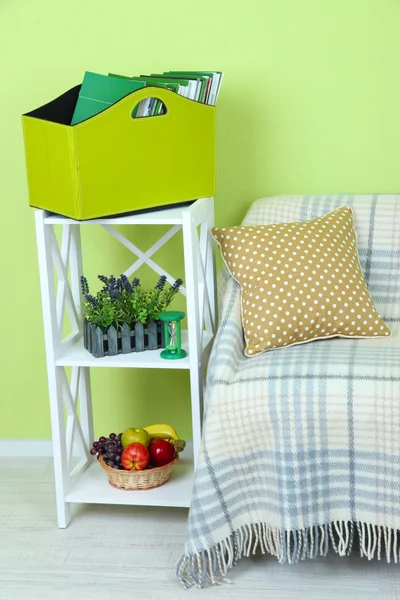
[132,98,167,119]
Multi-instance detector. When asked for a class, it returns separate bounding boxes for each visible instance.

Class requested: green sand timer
[158,311,187,360]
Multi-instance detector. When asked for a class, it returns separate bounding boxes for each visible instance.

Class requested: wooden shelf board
[66,443,194,508]
[55,331,213,368]
[43,203,193,226]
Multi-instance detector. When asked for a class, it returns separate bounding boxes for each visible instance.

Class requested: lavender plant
[80,274,183,330]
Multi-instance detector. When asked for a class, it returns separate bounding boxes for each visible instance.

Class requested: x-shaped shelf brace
[60,366,90,481]
[102,224,187,296]
[49,225,81,346]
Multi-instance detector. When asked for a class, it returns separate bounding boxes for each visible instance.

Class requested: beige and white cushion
[212,206,392,356]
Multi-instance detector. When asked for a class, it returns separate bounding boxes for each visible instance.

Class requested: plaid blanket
[176,195,400,588]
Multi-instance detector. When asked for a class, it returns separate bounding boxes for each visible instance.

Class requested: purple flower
[109,288,122,301]
[172,278,183,291]
[85,294,99,308]
[97,274,109,292]
[123,279,133,294]
[98,275,109,286]
[131,277,140,288]
[155,275,167,291]
[80,276,89,295]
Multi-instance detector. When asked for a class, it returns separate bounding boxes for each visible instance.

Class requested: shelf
[35,199,215,526]
[55,331,213,368]
[66,443,194,507]
[43,202,194,226]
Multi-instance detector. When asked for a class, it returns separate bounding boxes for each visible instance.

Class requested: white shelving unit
[35,197,216,528]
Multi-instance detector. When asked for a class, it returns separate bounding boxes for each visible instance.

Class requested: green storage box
[22,85,216,220]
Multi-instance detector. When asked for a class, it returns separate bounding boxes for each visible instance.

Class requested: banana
[144,423,180,440]
[143,424,186,452]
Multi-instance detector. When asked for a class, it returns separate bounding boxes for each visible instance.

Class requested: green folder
[71,72,146,125]
[138,75,192,114]
[140,75,191,92]
[110,74,182,116]
[164,72,210,102]
[165,71,222,104]
[128,77,180,115]
[151,73,204,102]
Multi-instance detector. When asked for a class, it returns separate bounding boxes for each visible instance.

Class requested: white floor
[1,459,400,600]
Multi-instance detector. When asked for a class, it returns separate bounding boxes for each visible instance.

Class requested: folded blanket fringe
[176,520,400,589]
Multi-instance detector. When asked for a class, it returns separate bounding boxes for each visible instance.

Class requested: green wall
[1,0,399,440]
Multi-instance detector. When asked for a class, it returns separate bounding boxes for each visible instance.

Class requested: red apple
[149,438,176,467]
[121,442,149,471]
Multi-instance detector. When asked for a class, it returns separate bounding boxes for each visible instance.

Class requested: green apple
[121,428,151,448]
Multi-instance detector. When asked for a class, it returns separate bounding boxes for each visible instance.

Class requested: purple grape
[109,433,116,439]
[108,461,115,468]
[93,441,99,449]
[98,447,105,455]
[99,436,106,442]
[90,448,97,456]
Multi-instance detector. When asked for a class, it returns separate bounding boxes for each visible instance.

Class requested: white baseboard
[0,439,53,458]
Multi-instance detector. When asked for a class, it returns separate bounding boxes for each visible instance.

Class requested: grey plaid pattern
[176,195,400,588]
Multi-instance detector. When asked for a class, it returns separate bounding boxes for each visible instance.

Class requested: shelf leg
[79,367,94,450]
[69,224,94,449]
[35,211,71,528]
[204,197,217,332]
[183,199,216,468]
[52,367,72,529]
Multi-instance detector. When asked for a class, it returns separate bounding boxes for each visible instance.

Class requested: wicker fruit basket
[99,454,179,490]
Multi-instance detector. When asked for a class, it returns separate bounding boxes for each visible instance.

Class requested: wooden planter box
[83,319,165,359]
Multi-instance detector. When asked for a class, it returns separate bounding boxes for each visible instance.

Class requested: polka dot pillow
[212,206,392,356]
